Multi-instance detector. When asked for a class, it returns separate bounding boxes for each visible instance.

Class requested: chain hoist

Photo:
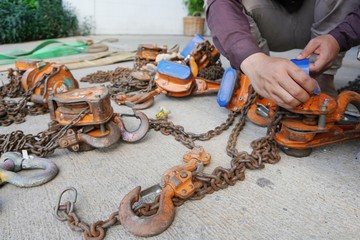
[0,60,79,126]
[0,86,149,157]
[80,39,225,110]
[217,62,360,157]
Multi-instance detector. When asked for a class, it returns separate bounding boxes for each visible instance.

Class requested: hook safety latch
[118,158,201,237]
[0,151,58,188]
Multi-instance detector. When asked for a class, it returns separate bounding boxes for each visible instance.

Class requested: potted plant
[183,0,205,36]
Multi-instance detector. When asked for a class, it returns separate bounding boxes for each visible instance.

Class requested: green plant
[184,0,204,16]
[0,0,80,44]
[78,16,95,36]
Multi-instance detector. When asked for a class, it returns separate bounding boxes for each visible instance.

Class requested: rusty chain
[149,111,237,149]
[0,69,23,98]
[198,64,225,81]
[56,201,121,240]
[134,56,152,70]
[80,66,157,96]
[0,107,90,157]
[0,69,48,126]
[338,75,360,94]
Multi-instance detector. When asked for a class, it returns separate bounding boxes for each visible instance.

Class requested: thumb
[296,41,318,60]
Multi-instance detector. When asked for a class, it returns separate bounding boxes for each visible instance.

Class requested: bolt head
[180,171,188,178]
[60,140,68,146]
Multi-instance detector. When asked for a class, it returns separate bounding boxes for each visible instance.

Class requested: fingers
[297,35,340,75]
[242,54,314,109]
[296,39,319,60]
[252,73,308,109]
[309,54,326,75]
[274,76,309,108]
[287,64,316,95]
[272,86,302,109]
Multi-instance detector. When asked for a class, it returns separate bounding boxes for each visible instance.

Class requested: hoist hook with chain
[119,157,205,237]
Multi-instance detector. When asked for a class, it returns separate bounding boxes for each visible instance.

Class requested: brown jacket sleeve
[206,0,262,69]
[329,4,360,52]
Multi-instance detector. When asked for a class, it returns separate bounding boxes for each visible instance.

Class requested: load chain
[338,75,360,94]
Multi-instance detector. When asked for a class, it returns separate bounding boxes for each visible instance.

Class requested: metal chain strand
[0,107,89,157]
[0,70,48,126]
[226,91,257,158]
[191,111,283,200]
[337,75,360,94]
[79,66,156,96]
[198,64,224,81]
[134,56,152,70]
[0,69,24,98]
[149,111,237,149]
[56,201,121,240]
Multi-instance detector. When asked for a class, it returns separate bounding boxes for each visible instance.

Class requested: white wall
[66,0,209,35]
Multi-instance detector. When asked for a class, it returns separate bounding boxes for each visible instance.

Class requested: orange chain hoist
[274,91,360,157]
[136,44,168,62]
[48,86,149,152]
[114,60,221,109]
[114,38,221,109]
[217,63,360,157]
[16,60,79,105]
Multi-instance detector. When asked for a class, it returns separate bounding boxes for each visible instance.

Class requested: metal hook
[0,151,58,188]
[77,121,121,149]
[119,185,175,237]
[114,92,155,110]
[114,110,149,142]
[119,158,204,237]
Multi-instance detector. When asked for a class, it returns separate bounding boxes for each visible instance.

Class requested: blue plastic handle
[217,67,238,107]
[290,58,309,74]
[157,60,191,80]
[291,58,320,94]
[180,34,205,58]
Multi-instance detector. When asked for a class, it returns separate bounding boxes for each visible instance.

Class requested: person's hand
[240,52,317,109]
[296,34,340,75]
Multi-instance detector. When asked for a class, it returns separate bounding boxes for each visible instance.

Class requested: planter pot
[183,16,205,36]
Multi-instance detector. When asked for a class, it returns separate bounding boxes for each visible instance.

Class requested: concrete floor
[0,35,359,240]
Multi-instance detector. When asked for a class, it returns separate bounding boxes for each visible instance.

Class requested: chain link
[337,75,360,94]
[149,111,237,149]
[0,69,48,126]
[0,69,23,98]
[0,107,90,157]
[198,64,224,81]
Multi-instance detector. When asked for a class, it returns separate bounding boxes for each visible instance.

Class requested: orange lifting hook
[119,147,210,237]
